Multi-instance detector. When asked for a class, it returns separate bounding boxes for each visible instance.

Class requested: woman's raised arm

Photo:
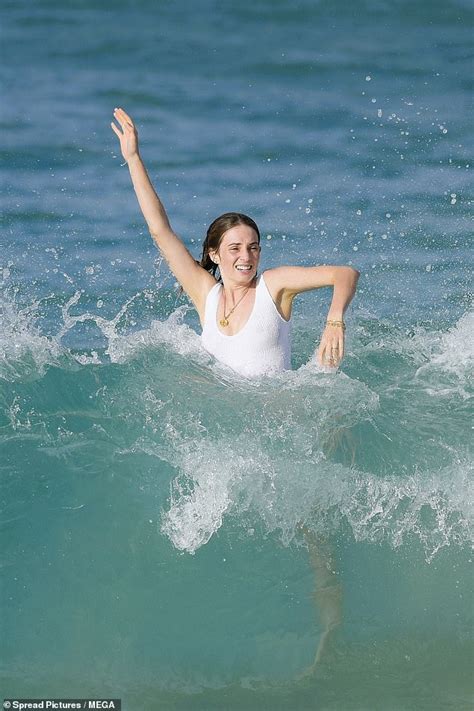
[111,108,215,316]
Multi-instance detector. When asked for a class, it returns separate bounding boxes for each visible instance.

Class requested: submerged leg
[297,427,351,677]
[323,425,357,468]
[299,526,343,674]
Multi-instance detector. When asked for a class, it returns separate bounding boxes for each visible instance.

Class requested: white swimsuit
[201,272,292,377]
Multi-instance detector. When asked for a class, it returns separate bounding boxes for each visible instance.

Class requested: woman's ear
[209,250,219,265]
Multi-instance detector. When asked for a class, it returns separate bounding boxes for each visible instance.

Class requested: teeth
[236,266,252,270]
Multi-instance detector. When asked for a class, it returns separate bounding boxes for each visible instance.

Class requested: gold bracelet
[326,319,346,331]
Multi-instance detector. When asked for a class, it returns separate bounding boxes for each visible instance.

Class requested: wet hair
[199,212,261,280]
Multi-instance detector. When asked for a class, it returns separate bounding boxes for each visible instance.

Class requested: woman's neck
[221,275,257,304]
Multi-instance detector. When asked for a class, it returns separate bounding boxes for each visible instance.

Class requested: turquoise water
[1,1,473,709]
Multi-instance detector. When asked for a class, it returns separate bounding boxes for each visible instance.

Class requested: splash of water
[1,290,472,561]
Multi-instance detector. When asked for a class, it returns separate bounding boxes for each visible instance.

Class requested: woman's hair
[199,212,260,280]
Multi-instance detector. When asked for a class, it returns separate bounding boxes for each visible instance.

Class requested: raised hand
[111,107,139,164]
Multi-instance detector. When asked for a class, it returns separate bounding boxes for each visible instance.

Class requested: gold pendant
[220,318,229,327]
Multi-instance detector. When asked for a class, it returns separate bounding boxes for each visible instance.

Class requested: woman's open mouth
[235,265,253,271]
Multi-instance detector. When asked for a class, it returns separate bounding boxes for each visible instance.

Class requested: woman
[112,108,354,667]
[111,107,360,377]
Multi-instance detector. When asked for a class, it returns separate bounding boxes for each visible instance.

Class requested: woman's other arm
[266,265,360,367]
[111,108,215,313]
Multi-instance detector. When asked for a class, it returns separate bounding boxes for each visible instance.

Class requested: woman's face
[211,224,261,283]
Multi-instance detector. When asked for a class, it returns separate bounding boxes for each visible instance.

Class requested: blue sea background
[1,0,473,709]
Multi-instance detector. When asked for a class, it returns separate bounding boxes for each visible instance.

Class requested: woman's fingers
[118,107,134,124]
[114,107,134,130]
[338,335,344,359]
[113,111,130,131]
[318,333,344,367]
[319,343,334,366]
[110,121,122,137]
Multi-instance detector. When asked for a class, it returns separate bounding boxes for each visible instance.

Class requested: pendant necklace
[219,278,255,328]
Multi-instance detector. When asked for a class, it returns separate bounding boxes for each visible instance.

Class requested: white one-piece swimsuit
[201,272,292,378]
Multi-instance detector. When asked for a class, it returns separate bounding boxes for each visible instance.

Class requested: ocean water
[1,0,473,709]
